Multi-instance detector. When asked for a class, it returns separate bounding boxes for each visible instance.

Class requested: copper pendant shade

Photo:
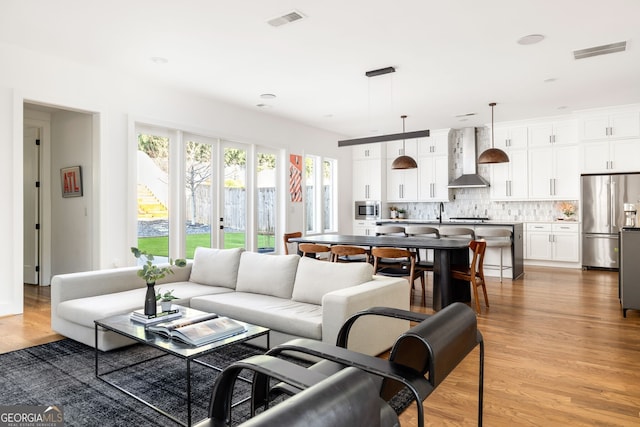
[391,115,418,170]
[478,103,510,164]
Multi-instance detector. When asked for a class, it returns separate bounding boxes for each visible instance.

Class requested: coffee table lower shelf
[94,311,270,427]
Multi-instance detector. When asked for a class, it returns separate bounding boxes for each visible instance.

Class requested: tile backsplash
[387,127,578,222]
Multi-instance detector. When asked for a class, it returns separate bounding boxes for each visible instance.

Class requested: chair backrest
[439,226,475,239]
[330,245,369,263]
[375,225,405,236]
[381,302,480,399]
[404,225,440,238]
[469,239,487,277]
[283,232,302,255]
[475,227,511,246]
[299,243,331,259]
[371,247,414,272]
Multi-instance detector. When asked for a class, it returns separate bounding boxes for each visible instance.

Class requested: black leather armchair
[193,359,399,427]
[258,302,484,427]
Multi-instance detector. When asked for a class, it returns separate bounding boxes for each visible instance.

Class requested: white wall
[0,41,352,315]
[50,110,93,275]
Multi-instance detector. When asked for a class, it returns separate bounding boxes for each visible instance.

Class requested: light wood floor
[2,266,640,426]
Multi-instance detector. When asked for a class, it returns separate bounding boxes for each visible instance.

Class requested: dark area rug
[0,339,414,426]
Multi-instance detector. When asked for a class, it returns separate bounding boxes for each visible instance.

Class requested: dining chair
[450,240,489,314]
[330,245,370,263]
[371,247,428,306]
[283,231,302,255]
[404,225,440,269]
[475,227,512,282]
[298,243,331,260]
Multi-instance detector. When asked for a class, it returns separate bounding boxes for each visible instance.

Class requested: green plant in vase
[156,288,178,312]
[131,247,186,316]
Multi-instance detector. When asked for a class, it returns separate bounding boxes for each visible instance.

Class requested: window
[137,132,170,258]
[134,123,288,259]
[257,149,277,253]
[305,155,337,234]
[184,138,215,259]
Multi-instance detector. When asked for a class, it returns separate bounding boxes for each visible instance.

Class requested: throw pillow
[189,247,244,288]
[291,257,373,305]
[235,251,300,298]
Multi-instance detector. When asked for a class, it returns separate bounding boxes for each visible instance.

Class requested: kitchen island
[376,219,524,280]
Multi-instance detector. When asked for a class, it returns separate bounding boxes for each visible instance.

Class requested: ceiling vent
[574,41,627,60]
[267,10,305,27]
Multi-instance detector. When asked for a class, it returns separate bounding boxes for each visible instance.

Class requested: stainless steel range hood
[448,127,490,188]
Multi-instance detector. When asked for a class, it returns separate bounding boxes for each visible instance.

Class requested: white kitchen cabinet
[529,145,579,199]
[526,223,579,262]
[386,158,418,201]
[490,149,528,200]
[417,129,449,157]
[418,155,450,201]
[580,139,640,173]
[353,158,383,200]
[580,111,640,141]
[353,220,376,236]
[353,143,382,160]
[528,119,578,147]
[386,140,418,159]
[492,125,528,150]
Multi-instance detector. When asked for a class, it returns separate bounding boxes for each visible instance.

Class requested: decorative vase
[160,300,172,312]
[144,282,157,316]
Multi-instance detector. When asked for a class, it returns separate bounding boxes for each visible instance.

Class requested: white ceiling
[3,0,640,137]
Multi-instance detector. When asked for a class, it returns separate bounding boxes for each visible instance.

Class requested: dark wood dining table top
[290,234,470,250]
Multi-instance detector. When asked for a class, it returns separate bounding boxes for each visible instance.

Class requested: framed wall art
[289,154,302,202]
[61,166,83,198]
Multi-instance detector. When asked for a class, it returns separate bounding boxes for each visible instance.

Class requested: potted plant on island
[131,247,186,316]
[397,208,406,219]
[156,289,178,312]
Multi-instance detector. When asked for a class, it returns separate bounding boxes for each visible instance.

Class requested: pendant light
[478,102,510,164]
[391,115,418,169]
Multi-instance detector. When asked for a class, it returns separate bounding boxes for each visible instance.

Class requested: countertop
[376,219,523,226]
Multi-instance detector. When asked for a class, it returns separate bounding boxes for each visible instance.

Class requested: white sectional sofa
[51,247,410,355]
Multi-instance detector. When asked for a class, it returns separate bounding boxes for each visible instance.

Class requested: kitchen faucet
[438,202,444,224]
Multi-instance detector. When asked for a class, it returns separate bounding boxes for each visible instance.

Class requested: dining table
[290,234,471,310]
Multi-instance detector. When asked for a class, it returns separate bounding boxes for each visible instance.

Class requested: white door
[23,127,40,284]
[221,142,248,249]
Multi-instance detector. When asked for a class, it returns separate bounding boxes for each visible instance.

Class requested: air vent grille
[268,11,305,27]
[574,41,626,60]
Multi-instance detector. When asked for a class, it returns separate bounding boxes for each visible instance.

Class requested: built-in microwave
[355,201,381,220]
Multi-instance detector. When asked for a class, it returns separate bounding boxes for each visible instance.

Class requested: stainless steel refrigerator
[581,173,640,269]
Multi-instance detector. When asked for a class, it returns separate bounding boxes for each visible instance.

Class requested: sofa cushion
[291,257,374,305]
[189,247,243,289]
[191,292,322,340]
[235,252,300,298]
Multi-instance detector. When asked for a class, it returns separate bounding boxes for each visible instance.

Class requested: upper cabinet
[353,143,384,200]
[417,130,449,157]
[579,111,640,141]
[386,140,418,202]
[352,143,383,160]
[580,139,640,173]
[492,125,528,150]
[528,119,578,147]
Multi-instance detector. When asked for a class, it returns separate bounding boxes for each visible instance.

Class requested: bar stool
[404,225,439,268]
[439,227,475,239]
[475,227,512,282]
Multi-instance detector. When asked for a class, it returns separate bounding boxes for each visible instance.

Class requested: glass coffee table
[94,306,270,426]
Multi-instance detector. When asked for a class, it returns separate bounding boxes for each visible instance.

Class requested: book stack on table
[130,307,182,325]
[147,311,246,346]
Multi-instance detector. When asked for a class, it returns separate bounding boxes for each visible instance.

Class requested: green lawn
[138,233,274,258]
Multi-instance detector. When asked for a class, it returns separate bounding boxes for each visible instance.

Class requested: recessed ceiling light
[260,93,276,99]
[150,56,169,64]
[517,34,545,45]
[558,106,568,110]
[455,112,476,118]
[544,78,557,83]
[256,103,272,109]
